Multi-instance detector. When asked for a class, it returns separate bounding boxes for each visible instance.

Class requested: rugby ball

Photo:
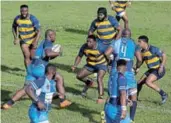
[52,44,61,53]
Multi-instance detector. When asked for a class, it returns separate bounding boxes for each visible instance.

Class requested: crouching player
[72,35,107,104]
[2,29,71,109]
[104,59,130,123]
[25,64,57,123]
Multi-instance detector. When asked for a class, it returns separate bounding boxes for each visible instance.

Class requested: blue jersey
[108,71,127,98]
[30,76,56,111]
[34,39,53,66]
[110,38,139,71]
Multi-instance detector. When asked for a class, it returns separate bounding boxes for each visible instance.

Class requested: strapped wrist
[121,106,127,111]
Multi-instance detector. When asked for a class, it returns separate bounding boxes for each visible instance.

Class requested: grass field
[1,1,171,123]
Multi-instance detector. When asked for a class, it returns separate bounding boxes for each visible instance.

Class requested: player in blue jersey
[12,4,41,69]
[25,64,57,123]
[88,7,122,53]
[105,29,142,122]
[135,35,168,104]
[2,29,71,109]
[104,59,130,123]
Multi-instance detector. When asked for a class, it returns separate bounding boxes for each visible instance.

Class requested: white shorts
[116,11,126,17]
[128,88,137,96]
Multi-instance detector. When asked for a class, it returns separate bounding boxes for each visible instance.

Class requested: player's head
[45,29,56,42]
[117,59,127,73]
[97,7,107,21]
[138,35,149,49]
[20,4,29,18]
[45,64,57,79]
[87,35,96,49]
[122,28,131,38]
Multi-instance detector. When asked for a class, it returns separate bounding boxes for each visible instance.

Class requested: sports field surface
[1,1,171,123]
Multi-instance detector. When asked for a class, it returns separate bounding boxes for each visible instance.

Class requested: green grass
[1,1,171,123]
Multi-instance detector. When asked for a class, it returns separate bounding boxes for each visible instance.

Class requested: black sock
[7,99,15,105]
[85,80,91,86]
[137,83,143,98]
[130,101,137,121]
[159,89,166,96]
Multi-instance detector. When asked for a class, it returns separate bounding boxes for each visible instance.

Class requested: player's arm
[12,17,19,45]
[31,16,41,48]
[109,16,122,40]
[44,42,61,59]
[155,47,166,74]
[134,47,143,74]
[109,0,116,10]
[71,44,85,71]
[104,42,115,64]
[25,80,46,110]
[88,20,97,36]
[118,74,127,119]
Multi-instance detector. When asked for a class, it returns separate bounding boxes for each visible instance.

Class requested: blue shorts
[104,103,130,123]
[84,64,107,72]
[116,10,126,17]
[97,39,113,53]
[29,104,49,123]
[145,68,165,80]
[125,71,137,89]
[25,59,46,85]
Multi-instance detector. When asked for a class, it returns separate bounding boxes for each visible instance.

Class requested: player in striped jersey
[135,35,168,104]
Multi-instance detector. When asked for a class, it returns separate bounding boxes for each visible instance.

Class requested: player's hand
[127,99,133,106]
[13,38,20,45]
[120,110,127,119]
[158,66,164,75]
[133,67,140,75]
[31,42,37,49]
[37,101,46,110]
[71,66,76,72]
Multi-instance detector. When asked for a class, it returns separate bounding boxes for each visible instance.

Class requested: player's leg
[145,73,168,104]
[20,43,32,69]
[76,66,94,85]
[76,66,94,96]
[129,90,137,123]
[137,74,147,99]
[116,15,121,22]
[121,12,129,29]
[1,87,26,110]
[96,69,106,104]
[54,73,72,108]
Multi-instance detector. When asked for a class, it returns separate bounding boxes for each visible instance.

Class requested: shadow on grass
[54,63,81,73]
[64,28,87,35]
[1,89,12,102]
[1,64,25,77]
[58,102,100,123]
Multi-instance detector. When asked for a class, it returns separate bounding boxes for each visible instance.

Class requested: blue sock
[130,101,137,121]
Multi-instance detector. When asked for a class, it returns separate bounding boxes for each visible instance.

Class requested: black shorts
[145,67,165,80]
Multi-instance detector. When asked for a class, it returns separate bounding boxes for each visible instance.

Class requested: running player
[136,35,168,104]
[12,4,41,69]
[109,0,131,29]
[2,29,71,109]
[71,35,107,104]
[105,28,142,122]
